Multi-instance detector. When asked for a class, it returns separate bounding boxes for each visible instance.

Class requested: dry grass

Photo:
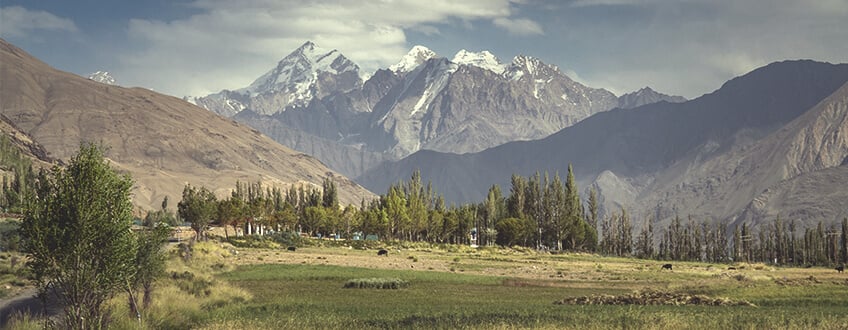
[554,288,756,306]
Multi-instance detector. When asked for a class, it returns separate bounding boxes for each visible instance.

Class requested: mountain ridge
[0,38,374,211]
[356,59,848,229]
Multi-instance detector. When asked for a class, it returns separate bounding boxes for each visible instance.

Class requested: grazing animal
[661,264,673,270]
[377,249,389,256]
[287,246,297,252]
[837,265,844,273]
[727,267,736,270]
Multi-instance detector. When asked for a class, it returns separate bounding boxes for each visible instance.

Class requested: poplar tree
[21,144,136,329]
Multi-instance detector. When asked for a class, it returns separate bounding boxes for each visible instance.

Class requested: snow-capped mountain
[618,86,687,109]
[389,45,436,74]
[197,43,619,177]
[451,49,506,74]
[87,71,116,85]
[190,41,363,117]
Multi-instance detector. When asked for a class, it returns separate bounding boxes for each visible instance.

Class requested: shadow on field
[0,288,61,327]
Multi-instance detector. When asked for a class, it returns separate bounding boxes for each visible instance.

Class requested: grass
[4,240,848,329]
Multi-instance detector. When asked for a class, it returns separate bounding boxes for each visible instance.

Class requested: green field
[4,242,848,329]
[194,243,848,329]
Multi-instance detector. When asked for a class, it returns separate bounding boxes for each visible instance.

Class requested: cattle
[661,264,673,270]
[837,265,844,273]
[377,249,389,256]
[287,246,297,252]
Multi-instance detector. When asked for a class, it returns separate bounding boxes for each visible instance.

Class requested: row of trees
[601,211,848,266]
[172,167,847,267]
[177,178,354,241]
[179,167,598,251]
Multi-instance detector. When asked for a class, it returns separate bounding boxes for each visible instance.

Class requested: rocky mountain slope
[0,114,55,168]
[194,42,622,177]
[0,38,374,211]
[618,86,686,109]
[357,60,848,229]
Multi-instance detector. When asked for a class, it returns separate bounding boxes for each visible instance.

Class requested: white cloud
[119,0,523,96]
[0,6,78,38]
[492,17,544,36]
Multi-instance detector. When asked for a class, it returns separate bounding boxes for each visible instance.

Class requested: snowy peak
[451,49,505,74]
[507,55,560,78]
[390,45,437,73]
[87,71,116,85]
[618,86,687,109]
[244,41,361,96]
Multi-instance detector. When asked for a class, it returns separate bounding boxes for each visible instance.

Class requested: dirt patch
[554,289,756,306]
[774,276,821,286]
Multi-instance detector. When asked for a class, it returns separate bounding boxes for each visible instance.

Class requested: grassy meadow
[5,239,848,329]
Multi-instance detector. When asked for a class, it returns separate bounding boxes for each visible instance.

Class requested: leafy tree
[127,224,170,317]
[321,177,338,209]
[216,196,245,239]
[302,206,326,236]
[496,217,532,246]
[21,144,136,329]
[178,184,217,241]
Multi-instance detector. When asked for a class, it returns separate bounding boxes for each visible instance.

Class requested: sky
[2,0,847,99]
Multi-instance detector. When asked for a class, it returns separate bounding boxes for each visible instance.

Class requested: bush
[343,278,409,289]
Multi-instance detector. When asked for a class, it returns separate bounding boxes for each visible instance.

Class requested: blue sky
[2,0,847,98]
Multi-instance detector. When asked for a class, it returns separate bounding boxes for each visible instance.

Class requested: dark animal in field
[377,249,389,256]
[287,246,296,252]
[805,265,813,268]
[661,264,673,270]
[837,265,844,273]
[727,267,736,270]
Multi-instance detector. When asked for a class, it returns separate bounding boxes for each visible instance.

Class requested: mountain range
[191,42,684,177]
[0,38,374,212]
[357,60,848,230]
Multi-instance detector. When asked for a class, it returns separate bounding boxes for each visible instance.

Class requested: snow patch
[452,49,505,74]
[87,71,116,85]
[390,45,437,73]
[411,59,457,117]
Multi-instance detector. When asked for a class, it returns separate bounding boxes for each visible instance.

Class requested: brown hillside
[0,39,374,211]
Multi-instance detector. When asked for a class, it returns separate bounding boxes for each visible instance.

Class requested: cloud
[544,0,848,98]
[118,0,524,96]
[0,6,78,39]
[492,17,544,36]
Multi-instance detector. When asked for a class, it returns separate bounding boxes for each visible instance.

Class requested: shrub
[343,278,409,289]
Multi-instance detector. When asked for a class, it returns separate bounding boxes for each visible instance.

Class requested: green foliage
[0,218,21,251]
[178,184,217,241]
[130,224,171,311]
[495,217,533,247]
[20,143,136,329]
[0,134,37,214]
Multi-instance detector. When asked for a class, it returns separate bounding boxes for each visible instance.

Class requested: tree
[21,144,137,329]
[127,224,170,317]
[841,218,847,264]
[496,217,532,247]
[178,184,217,241]
[586,187,599,233]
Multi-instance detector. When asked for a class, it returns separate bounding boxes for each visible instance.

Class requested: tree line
[175,167,847,267]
